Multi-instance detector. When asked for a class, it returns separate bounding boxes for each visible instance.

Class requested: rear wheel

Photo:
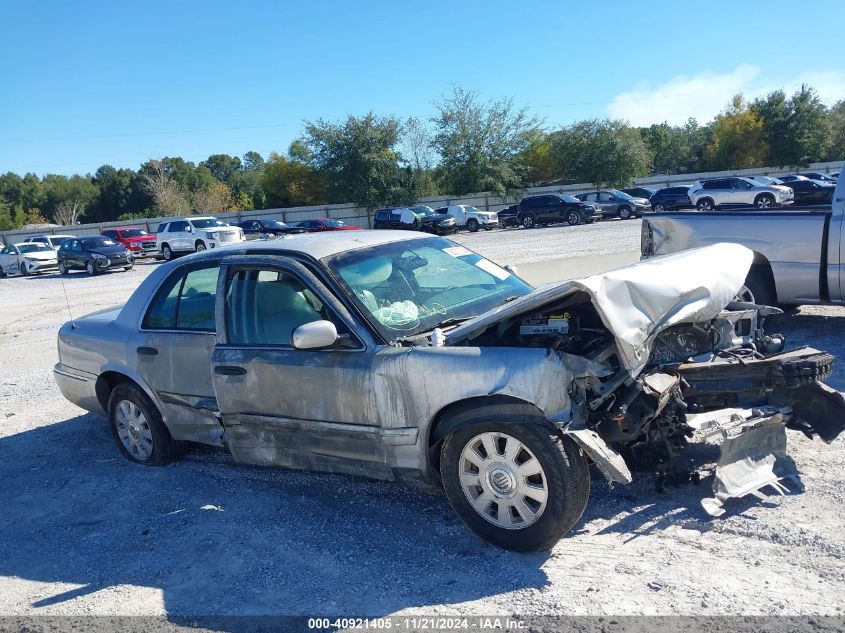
[653,202,666,212]
[521,214,536,229]
[737,267,776,305]
[566,210,581,226]
[466,218,479,232]
[440,410,590,552]
[108,382,180,465]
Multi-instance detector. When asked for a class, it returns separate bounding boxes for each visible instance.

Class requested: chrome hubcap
[459,431,548,530]
[115,399,153,460]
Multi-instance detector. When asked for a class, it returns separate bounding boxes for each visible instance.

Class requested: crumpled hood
[447,243,754,376]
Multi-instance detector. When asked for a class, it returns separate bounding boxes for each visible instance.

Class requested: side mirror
[186,226,194,233]
[292,320,338,350]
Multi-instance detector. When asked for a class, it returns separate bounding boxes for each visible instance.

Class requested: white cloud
[606,65,845,126]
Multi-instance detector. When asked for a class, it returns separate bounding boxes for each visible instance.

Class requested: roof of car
[208,229,432,260]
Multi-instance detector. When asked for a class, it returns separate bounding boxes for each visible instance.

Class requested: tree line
[1,85,843,231]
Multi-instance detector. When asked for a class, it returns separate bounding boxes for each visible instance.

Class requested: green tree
[88,165,151,222]
[301,113,407,208]
[242,151,265,172]
[431,86,540,196]
[521,130,557,185]
[752,90,791,166]
[401,116,438,197]
[552,119,651,186]
[41,174,98,224]
[261,148,325,208]
[200,154,242,183]
[787,85,831,165]
[829,100,845,160]
[704,95,768,170]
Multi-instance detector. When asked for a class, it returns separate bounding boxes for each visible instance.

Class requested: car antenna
[58,273,77,329]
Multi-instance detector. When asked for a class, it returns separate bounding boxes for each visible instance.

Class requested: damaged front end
[447,243,845,516]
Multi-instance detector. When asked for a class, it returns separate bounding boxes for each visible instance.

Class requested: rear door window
[143,264,220,331]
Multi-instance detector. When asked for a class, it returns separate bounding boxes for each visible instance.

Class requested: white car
[155,217,245,261]
[688,177,794,210]
[0,242,59,276]
[433,205,498,232]
[24,234,75,250]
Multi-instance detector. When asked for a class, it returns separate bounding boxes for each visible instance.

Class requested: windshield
[191,218,226,229]
[560,195,580,203]
[326,237,533,341]
[18,244,53,253]
[324,219,347,227]
[609,190,634,200]
[121,229,148,237]
[82,237,116,248]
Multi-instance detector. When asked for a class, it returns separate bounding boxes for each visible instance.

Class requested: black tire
[696,198,714,211]
[58,261,69,275]
[108,382,181,465]
[162,244,173,261]
[466,218,479,233]
[195,240,207,252]
[755,193,775,209]
[20,261,29,276]
[566,210,581,226]
[521,214,536,229]
[0,265,5,278]
[412,218,421,231]
[618,206,632,220]
[123,264,133,272]
[440,407,590,552]
[740,266,776,305]
[86,261,96,276]
[652,203,666,212]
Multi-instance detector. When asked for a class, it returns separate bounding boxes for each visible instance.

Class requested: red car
[294,218,363,232]
[101,227,159,257]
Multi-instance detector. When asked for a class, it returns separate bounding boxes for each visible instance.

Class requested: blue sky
[2,0,844,176]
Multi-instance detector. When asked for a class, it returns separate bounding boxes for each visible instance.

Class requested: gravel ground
[0,224,843,620]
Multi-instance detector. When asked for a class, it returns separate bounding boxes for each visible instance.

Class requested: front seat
[255,278,322,345]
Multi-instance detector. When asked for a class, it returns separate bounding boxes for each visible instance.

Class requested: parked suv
[620,187,656,200]
[576,190,650,219]
[649,185,693,212]
[155,217,245,261]
[517,194,601,228]
[373,207,424,230]
[102,227,158,257]
[688,177,794,211]
[433,205,498,232]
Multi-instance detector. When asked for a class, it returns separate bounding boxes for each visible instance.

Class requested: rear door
[597,192,618,216]
[209,256,387,475]
[135,261,224,444]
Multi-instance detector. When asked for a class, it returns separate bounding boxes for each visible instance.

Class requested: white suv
[155,217,245,261]
[688,177,794,210]
[433,205,498,232]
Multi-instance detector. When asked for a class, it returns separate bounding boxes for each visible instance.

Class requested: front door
[597,192,618,217]
[135,261,224,444]
[210,256,387,476]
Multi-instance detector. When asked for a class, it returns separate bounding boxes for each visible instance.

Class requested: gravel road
[0,223,843,622]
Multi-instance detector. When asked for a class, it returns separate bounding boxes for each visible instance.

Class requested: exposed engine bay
[445,248,845,515]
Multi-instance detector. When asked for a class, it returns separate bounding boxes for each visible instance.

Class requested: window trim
[215,257,366,352]
[140,260,221,333]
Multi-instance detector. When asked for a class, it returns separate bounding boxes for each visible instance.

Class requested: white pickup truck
[641,175,845,306]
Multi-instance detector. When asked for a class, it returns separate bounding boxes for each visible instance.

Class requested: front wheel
[58,261,68,275]
[618,207,632,220]
[566,210,581,226]
[19,261,29,276]
[755,193,775,209]
[123,264,134,272]
[521,214,535,229]
[466,219,479,232]
[195,241,207,252]
[652,203,666,213]
[86,261,96,276]
[162,245,173,261]
[440,415,590,552]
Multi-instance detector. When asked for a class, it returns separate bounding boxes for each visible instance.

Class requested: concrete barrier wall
[1,159,841,245]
